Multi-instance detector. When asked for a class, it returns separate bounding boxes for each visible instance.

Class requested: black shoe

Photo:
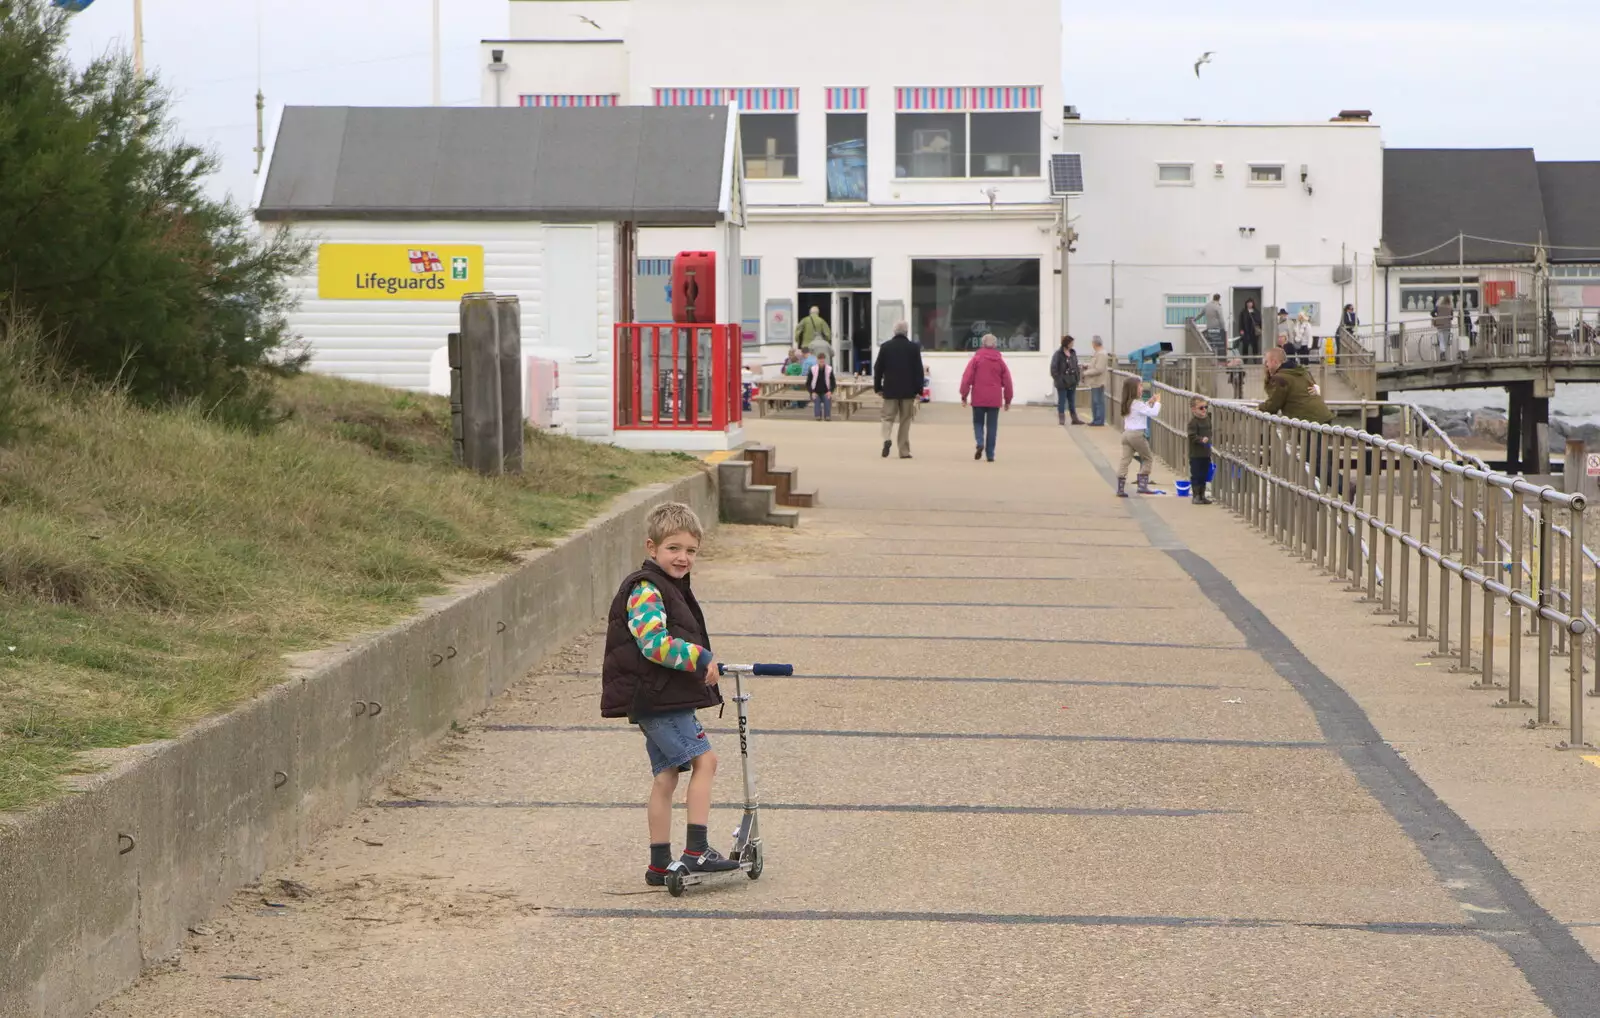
[974,445,983,460]
[679,847,740,874]
[882,441,891,458]
[646,866,668,887]
[899,453,913,459]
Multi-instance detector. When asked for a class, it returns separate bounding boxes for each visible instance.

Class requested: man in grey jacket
[1200,294,1225,355]
[1081,336,1111,426]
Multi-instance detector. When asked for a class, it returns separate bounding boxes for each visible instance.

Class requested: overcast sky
[60,0,1599,206]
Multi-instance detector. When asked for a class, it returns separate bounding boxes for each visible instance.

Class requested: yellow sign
[317,244,484,300]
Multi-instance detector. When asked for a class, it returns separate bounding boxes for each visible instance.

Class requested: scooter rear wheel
[666,869,686,897]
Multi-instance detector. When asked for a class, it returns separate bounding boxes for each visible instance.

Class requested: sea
[1402,384,1600,423]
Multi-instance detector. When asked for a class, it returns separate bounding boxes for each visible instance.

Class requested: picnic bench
[752,378,875,420]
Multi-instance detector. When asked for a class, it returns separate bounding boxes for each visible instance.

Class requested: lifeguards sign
[317,244,484,300]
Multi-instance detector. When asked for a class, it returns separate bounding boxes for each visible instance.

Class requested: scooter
[664,661,792,897]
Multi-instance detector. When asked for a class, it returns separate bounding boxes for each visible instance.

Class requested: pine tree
[0,0,309,430]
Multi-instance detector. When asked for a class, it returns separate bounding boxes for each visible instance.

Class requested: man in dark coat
[873,320,925,459]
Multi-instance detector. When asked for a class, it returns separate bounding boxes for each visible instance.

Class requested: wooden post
[447,331,464,466]
[1565,439,1586,496]
[496,295,524,475]
[459,293,503,476]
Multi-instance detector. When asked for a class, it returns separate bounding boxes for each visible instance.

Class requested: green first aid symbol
[451,256,469,280]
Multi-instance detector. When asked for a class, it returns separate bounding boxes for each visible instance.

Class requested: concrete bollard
[459,293,503,476]
[496,295,524,475]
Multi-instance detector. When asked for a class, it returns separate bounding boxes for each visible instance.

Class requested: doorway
[1231,286,1264,355]
[795,289,873,373]
[839,291,872,375]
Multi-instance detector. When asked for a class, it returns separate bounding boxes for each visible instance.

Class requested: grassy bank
[0,373,696,811]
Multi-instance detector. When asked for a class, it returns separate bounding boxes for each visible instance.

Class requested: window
[1399,277,1480,314]
[1164,294,1208,328]
[971,112,1040,177]
[826,113,868,202]
[895,112,965,179]
[1248,164,1285,185]
[1553,265,1600,283]
[1157,163,1193,185]
[895,112,1039,179]
[911,259,1041,352]
[798,258,872,289]
[741,113,798,179]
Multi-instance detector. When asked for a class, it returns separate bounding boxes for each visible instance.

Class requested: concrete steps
[716,459,800,528]
[740,444,818,508]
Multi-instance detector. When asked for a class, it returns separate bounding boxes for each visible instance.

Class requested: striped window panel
[639,257,759,277]
[519,94,619,108]
[895,87,1043,111]
[653,88,798,110]
[968,86,1042,111]
[826,87,868,111]
[896,87,967,111]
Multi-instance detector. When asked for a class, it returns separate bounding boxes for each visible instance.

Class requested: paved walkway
[96,405,1600,1017]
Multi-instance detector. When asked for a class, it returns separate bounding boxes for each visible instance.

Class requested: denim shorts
[637,709,711,775]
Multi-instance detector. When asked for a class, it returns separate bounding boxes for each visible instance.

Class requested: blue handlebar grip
[752,663,794,676]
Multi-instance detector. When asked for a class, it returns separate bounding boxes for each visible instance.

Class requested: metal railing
[1346,309,1600,368]
[1111,370,1595,748]
[1156,345,1376,403]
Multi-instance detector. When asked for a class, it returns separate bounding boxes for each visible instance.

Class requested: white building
[484,0,1067,402]
[256,104,748,451]
[1061,115,1385,358]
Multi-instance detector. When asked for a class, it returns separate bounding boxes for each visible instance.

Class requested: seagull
[575,14,603,30]
[1194,51,1215,77]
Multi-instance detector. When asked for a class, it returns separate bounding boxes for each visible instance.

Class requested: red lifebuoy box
[671,251,717,324]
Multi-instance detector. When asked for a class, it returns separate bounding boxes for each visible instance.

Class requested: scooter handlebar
[718,663,794,677]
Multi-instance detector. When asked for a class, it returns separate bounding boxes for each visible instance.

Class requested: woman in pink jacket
[959,334,1014,462]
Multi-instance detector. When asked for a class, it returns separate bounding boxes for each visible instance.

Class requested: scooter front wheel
[744,842,764,880]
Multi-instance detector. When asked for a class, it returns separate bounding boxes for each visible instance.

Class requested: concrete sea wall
[0,471,716,1018]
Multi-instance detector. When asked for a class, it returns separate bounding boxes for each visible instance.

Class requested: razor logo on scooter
[663,662,792,898]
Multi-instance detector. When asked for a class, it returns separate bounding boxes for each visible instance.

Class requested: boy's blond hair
[646,502,704,544]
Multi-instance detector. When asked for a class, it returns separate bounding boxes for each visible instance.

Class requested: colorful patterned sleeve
[626,580,706,673]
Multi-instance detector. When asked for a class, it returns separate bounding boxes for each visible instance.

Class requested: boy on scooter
[600,502,742,887]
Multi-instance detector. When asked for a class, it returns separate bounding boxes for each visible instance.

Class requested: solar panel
[1050,153,1084,197]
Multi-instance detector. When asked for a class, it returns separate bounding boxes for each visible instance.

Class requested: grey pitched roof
[1380,149,1547,265]
[255,106,733,225]
[1537,161,1600,263]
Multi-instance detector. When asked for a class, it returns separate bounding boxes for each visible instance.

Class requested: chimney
[1062,105,1080,120]
[1331,109,1373,122]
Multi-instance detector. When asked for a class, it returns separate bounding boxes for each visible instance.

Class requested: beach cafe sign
[316,244,484,301]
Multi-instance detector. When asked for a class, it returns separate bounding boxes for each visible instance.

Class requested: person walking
[807,351,837,421]
[873,320,924,459]
[1432,295,1455,361]
[960,334,1014,463]
[1339,303,1358,343]
[1274,308,1293,358]
[1083,336,1111,426]
[1049,334,1083,426]
[1198,294,1225,354]
[797,306,833,360]
[1237,299,1262,358]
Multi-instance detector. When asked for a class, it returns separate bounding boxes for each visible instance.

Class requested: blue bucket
[1175,480,1191,497]
[1208,462,1216,482]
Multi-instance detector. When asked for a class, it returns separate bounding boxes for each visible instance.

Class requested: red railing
[614,324,742,431]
